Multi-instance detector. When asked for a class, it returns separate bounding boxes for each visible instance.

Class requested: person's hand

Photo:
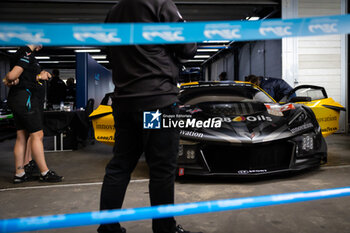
[36,70,52,81]
[2,77,19,87]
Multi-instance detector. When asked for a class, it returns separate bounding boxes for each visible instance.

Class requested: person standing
[245,74,294,102]
[47,69,67,105]
[99,1,200,233]
[3,45,63,183]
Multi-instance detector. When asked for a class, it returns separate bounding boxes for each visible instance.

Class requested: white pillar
[281,0,298,87]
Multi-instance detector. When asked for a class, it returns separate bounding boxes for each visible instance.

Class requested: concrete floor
[0,134,350,233]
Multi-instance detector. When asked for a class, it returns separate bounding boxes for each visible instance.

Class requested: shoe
[13,173,34,184]
[24,160,39,176]
[175,225,203,233]
[39,170,63,182]
[97,226,126,233]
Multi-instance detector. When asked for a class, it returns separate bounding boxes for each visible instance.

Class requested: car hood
[177,102,315,144]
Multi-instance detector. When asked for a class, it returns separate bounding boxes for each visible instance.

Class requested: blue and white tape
[0,14,350,46]
[1,186,350,233]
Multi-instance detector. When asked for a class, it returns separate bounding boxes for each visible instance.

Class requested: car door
[286,85,345,137]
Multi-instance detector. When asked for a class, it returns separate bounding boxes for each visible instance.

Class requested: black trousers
[98,103,179,233]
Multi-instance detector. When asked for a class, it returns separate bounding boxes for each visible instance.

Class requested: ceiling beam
[0,0,280,5]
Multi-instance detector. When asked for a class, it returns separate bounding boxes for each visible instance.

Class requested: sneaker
[13,173,34,184]
[24,160,39,176]
[39,170,63,182]
[175,225,203,233]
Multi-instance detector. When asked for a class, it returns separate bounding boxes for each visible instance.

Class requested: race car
[90,81,345,176]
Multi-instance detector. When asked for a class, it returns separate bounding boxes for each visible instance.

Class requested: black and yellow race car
[90,81,345,176]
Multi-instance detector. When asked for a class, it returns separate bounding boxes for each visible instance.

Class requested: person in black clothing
[47,69,67,105]
[99,1,200,233]
[245,74,294,102]
[218,72,227,81]
[65,77,76,103]
[3,45,63,183]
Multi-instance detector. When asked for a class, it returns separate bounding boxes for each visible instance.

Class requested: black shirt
[9,46,44,100]
[47,76,67,104]
[105,0,197,111]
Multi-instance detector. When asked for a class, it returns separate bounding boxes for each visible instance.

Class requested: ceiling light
[7,50,17,53]
[91,55,107,59]
[194,55,210,59]
[184,59,205,62]
[246,16,260,21]
[39,61,59,64]
[0,47,18,49]
[35,56,50,59]
[97,61,109,64]
[38,61,76,64]
[54,55,76,58]
[74,49,101,53]
[197,49,219,52]
[203,40,230,43]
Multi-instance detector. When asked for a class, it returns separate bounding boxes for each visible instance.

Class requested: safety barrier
[1,186,350,233]
[0,14,350,46]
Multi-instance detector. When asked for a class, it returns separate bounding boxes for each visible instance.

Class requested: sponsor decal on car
[238,169,267,174]
[96,135,115,141]
[290,123,314,134]
[178,168,185,176]
[186,108,202,114]
[321,126,338,133]
[233,115,272,122]
[213,115,272,122]
[96,124,115,130]
[316,116,337,122]
[180,130,204,138]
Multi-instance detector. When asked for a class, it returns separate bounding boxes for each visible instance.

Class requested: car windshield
[180,85,274,105]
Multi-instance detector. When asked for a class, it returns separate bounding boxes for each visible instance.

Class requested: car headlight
[186,149,196,159]
[293,133,316,157]
[178,140,199,163]
[302,135,314,151]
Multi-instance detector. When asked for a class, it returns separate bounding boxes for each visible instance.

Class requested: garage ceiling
[0,0,281,69]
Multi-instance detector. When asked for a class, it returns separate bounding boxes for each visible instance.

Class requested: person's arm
[36,70,52,81]
[160,0,197,59]
[3,66,23,86]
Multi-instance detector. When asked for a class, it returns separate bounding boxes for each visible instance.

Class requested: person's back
[65,77,76,102]
[100,1,200,233]
[260,77,293,102]
[47,70,67,105]
[105,0,197,111]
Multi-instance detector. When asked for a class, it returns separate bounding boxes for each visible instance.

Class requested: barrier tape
[1,186,350,233]
[0,14,350,46]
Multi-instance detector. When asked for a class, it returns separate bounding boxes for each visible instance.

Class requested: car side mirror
[289,96,312,102]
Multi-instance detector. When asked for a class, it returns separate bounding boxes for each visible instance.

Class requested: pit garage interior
[0,0,350,233]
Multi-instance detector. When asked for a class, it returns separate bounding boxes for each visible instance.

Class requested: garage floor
[0,134,350,233]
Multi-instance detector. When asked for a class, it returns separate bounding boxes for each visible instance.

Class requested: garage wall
[207,53,235,81]
[282,0,347,133]
[238,40,282,80]
[297,0,343,103]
